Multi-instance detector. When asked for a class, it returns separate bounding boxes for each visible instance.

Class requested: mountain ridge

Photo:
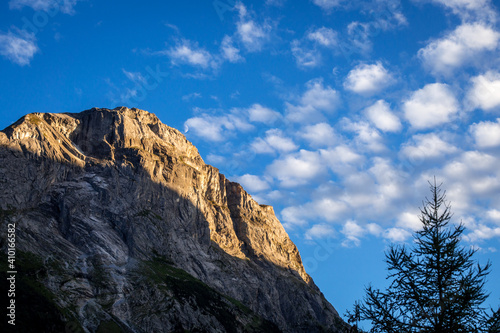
[0,107,347,332]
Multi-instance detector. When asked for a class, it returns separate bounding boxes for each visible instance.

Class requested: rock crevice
[0,107,347,333]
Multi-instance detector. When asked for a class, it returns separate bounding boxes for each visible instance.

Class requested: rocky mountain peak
[0,107,347,332]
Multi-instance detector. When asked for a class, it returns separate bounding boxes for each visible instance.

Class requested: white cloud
[320,145,364,172]
[364,100,402,132]
[311,0,345,11]
[464,224,500,242]
[286,78,341,123]
[266,0,286,6]
[344,62,394,95]
[267,150,325,187]
[300,123,337,147]
[206,154,226,165]
[366,223,383,237]
[469,118,500,148]
[281,198,348,227]
[418,23,500,75]
[291,39,321,68]
[122,69,147,84]
[396,211,422,231]
[420,150,500,217]
[487,209,500,224]
[291,27,337,68]
[235,174,270,192]
[466,71,500,111]
[0,30,38,66]
[346,22,375,55]
[305,224,336,240]
[182,92,202,101]
[184,113,253,142]
[341,220,365,247]
[401,133,459,160]
[403,83,459,129]
[301,78,340,111]
[342,120,386,152]
[166,39,217,69]
[342,4,407,56]
[340,221,387,247]
[246,104,281,124]
[236,3,272,52]
[342,220,365,238]
[220,35,243,63]
[307,27,338,47]
[368,157,407,201]
[9,0,79,14]
[251,129,298,154]
[420,0,497,23]
[383,227,412,242]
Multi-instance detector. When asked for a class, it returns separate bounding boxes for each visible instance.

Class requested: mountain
[0,107,348,333]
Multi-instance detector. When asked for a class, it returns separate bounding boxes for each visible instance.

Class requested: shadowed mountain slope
[0,107,348,333]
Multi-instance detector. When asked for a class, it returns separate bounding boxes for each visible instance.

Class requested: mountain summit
[0,107,347,332]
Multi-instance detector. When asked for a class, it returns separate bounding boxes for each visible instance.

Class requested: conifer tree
[347,181,498,333]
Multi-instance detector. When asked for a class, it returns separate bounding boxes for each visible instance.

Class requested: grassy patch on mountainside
[142,255,281,333]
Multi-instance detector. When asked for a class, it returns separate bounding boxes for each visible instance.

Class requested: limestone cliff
[0,107,347,332]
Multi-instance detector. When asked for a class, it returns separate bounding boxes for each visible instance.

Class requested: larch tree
[347,181,499,333]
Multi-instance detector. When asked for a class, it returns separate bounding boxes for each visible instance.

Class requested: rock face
[0,107,347,333]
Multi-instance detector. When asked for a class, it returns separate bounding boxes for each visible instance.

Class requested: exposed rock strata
[0,107,347,332]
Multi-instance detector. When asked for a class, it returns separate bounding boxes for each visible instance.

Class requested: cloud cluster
[291,27,338,68]
[364,100,402,132]
[184,112,253,142]
[163,3,273,75]
[403,83,459,129]
[469,119,500,148]
[311,0,345,11]
[235,2,272,52]
[164,39,218,70]
[267,150,326,187]
[344,62,395,95]
[401,133,459,160]
[235,174,270,192]
[0,30,38,66]
[251,129,298,154]
[418,23,500,75]
[176,1,500,250]
[285,78,341,123]
[9,0,79,14]
[419,0,498,23]
[466,71,500,111]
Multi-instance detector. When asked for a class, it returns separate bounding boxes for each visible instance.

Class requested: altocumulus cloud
[267,149,326,187]
[401,133,459,161]
[251,129,298,154]
[418,23,500,75]
[466,71,500,111]
[364,100,402,133]
[165,39,218,70]
[469,119,500,148]
[184,112,253,142]
[421,0,498,23]
[343,62,395,95]
[235,2,272,52]
[9,0,80,15]
[235,174,270,193]
[0,30,38,66]
[403,83,459,129]
[285,78,341,123]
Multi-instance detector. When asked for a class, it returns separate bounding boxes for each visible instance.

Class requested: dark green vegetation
[0,251,82,333]
[142,255,282,333]
[0,250,281,333]
[346,181,500,333]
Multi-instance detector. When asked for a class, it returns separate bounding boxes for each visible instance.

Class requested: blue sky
[1,0,500,322]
